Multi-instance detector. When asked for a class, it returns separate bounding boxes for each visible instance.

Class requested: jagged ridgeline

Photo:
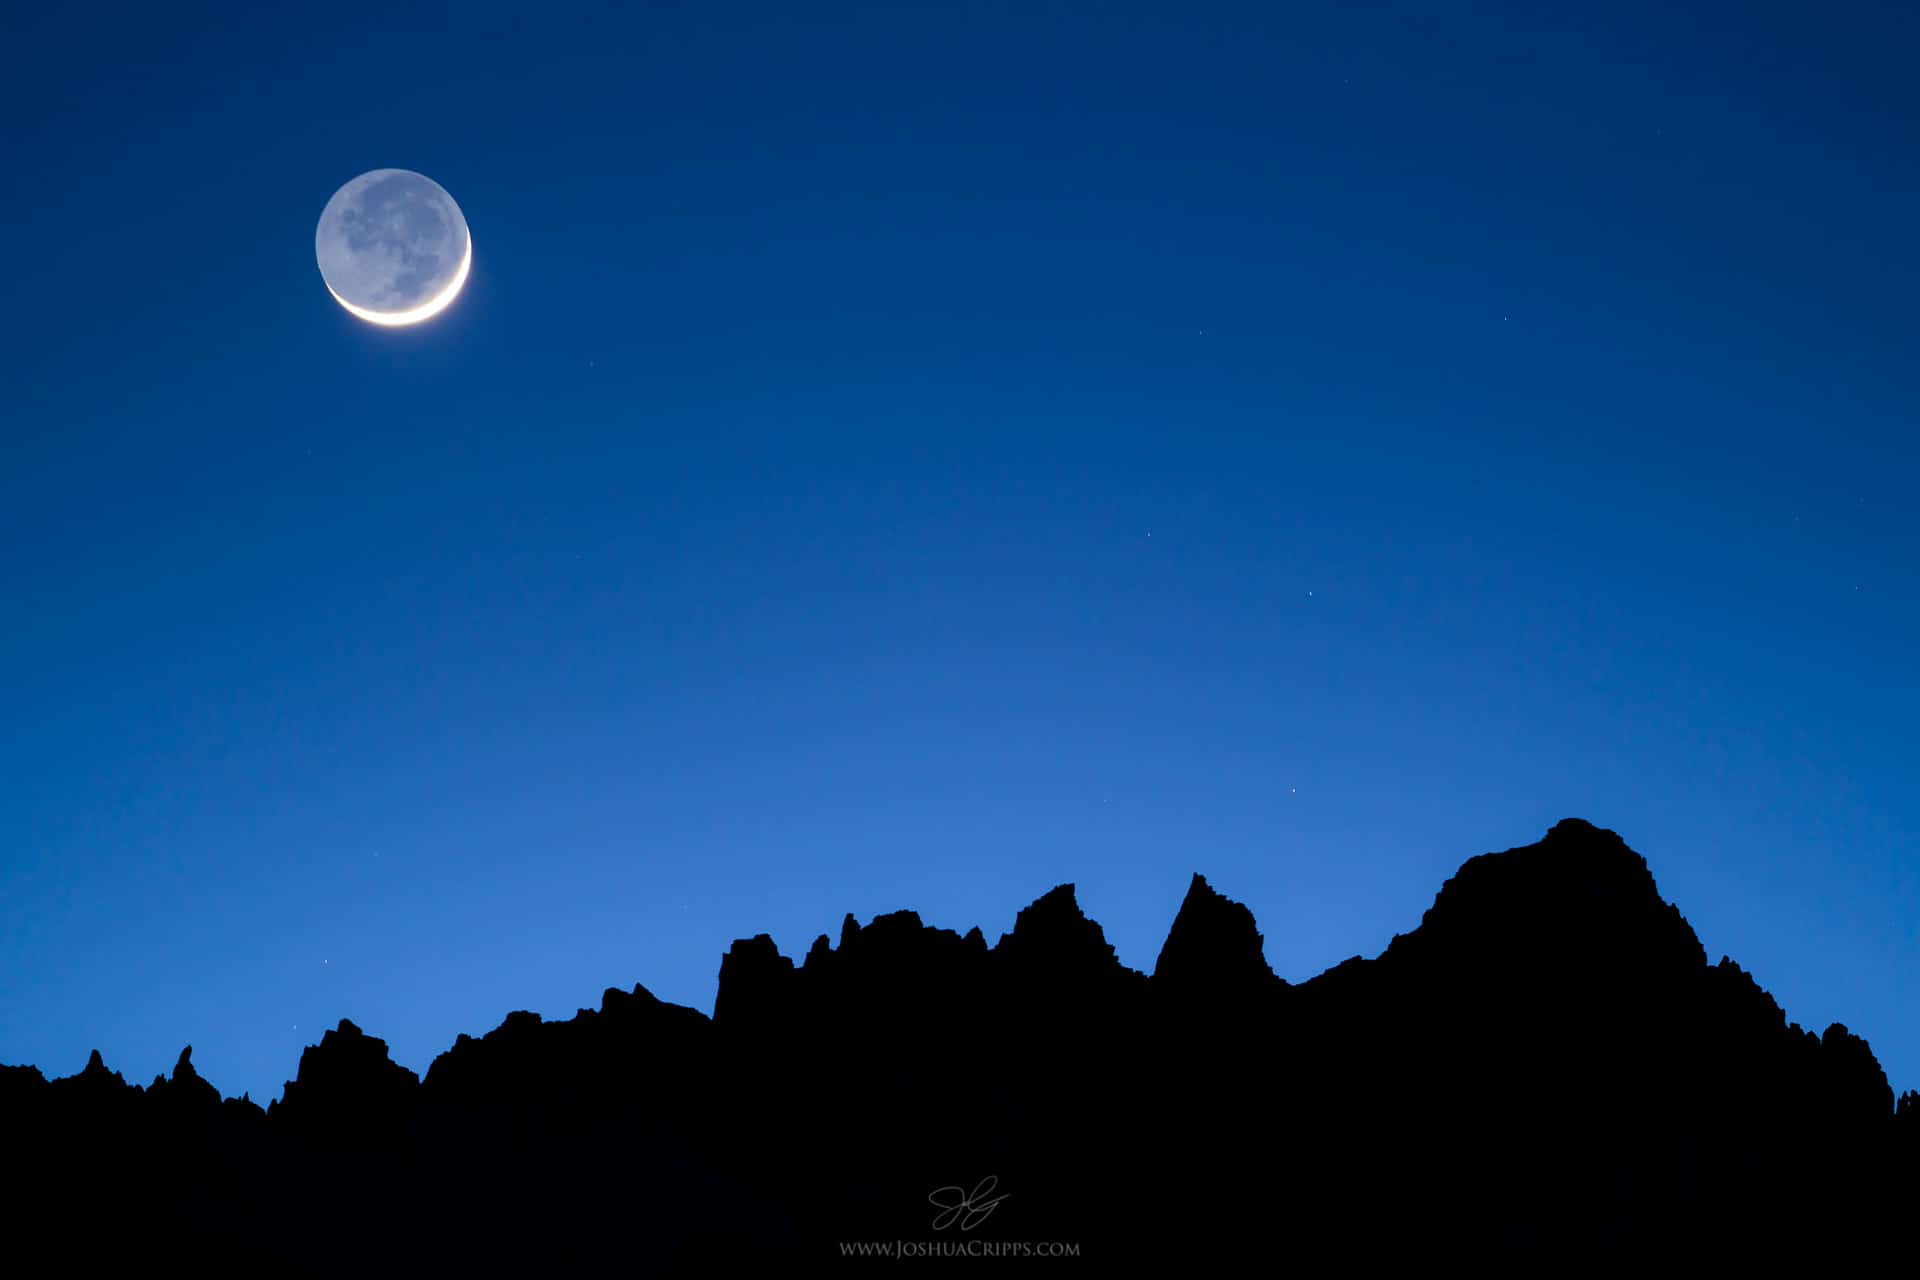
[4,819,1914,1272]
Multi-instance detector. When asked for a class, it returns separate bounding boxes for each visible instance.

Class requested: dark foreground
[5,819,1914,1271]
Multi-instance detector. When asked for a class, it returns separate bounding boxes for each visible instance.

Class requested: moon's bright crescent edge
[324,234,473,327]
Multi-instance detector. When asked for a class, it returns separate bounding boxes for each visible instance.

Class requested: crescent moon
[315,169,471,327]
[324,235,473,327]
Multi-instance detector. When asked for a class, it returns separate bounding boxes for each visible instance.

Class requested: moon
[315,169,471,326]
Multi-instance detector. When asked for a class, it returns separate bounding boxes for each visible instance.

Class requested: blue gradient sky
[3,1,1915,1104]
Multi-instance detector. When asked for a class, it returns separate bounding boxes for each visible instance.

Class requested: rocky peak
[1393,818,1707,976]
[152,1045,221,1111]
[54,1049,133,1098]
[713,933,796,1026]
[1153,872,1280,994]
[271,1019,419,1142]
[993,883,1126,984]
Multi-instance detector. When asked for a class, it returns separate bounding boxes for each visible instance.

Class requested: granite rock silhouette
[1153,870,1283,998]
[2,819,1912,1273]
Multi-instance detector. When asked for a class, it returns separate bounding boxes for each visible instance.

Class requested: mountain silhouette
[3,818,1913,1272]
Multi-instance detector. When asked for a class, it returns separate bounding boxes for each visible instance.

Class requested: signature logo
[928,1176,1010,1231]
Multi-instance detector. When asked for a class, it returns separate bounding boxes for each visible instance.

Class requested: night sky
[3,2,1915,1106]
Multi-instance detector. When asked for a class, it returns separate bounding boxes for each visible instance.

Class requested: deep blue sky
[3,1,1915,1104]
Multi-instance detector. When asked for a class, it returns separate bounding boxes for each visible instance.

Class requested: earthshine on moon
[315,169,471,326]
